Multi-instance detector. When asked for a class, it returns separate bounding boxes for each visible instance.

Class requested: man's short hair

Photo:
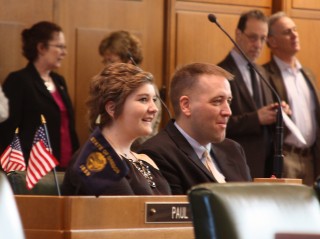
[169,63,233,118]
[267,11,287,36]
[237,9,268,32]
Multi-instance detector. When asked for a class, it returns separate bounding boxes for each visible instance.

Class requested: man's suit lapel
[301,68,320,103]
[266,58,288,102]
[301,68,320,125]
[253,64,276,106]
[166,121,216,181]
[211,143,236,181]
[225,54,256,108]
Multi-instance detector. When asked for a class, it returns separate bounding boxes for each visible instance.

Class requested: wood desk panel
[15,195,194,239]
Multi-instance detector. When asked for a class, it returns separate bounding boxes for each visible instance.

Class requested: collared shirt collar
[273,55,302,72]
[174,121,211,159]
[231,48,248,67]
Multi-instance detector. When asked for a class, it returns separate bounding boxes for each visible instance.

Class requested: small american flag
[0,129,26,173]
[26,124,59,190]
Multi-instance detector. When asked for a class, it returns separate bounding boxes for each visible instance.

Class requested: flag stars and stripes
[26,125,59,190]
[0,131,26,173]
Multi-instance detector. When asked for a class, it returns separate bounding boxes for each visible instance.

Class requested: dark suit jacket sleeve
[227,111,261,136]
[213,139,252,181]
[303,68,320,176]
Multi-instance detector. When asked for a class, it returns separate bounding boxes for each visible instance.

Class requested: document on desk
[282,112,307,145]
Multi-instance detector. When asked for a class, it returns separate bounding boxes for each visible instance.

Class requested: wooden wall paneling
[0,0,54,21]
[176,1,272,65]
[273,0,320,21]
[288,1,320,20]
[59,0,165,145]
[292,0,320,10]
[162,0,177,123]
[293,18,320,89]
[165,1,272,87]
[0,22,26,83]
[0,0,55,83]
[295,17,320,68]
[74,28,112,146]
[52,0,76,102]
[272,0,288,13]
[175,11,235,66]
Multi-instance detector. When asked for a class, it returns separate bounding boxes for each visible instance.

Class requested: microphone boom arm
[208,14,284,178]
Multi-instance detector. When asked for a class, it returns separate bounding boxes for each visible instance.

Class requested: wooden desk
[15,195,194,239]
[254,178,302,184]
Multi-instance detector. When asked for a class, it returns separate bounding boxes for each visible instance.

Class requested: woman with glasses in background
[0,21,79,170]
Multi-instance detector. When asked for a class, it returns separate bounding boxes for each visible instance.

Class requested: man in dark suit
[264,12,320,185]
[218,10,285,178]
[138,63,251,195]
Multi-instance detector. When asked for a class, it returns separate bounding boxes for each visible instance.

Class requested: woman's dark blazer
[0,63,79,164]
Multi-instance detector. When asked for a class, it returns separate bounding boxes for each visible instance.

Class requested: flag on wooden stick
[26,116,59,190]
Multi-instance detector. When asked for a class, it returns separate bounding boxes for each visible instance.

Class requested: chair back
[188,183,320,239]
[7,171,64,195]
[0,172,25,239]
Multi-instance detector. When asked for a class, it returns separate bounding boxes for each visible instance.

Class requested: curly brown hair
[87,63,154,129]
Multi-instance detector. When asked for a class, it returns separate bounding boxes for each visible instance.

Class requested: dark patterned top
[62,153,171,196]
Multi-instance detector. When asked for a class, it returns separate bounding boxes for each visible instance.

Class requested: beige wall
[0,0,319,145]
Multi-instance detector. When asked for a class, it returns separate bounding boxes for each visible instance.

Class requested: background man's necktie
[248,64,262,108]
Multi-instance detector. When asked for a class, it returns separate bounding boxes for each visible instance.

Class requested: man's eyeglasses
[242,32,267,43]
[48,44,67,50]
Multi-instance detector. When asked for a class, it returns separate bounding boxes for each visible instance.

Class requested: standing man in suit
[264,12,320,185]
[218,10,281,178]
[138,63,251,195]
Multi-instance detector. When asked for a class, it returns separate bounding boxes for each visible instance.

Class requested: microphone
[128,52,172,119]
[208,13,284,178]
[208,13,218,24]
